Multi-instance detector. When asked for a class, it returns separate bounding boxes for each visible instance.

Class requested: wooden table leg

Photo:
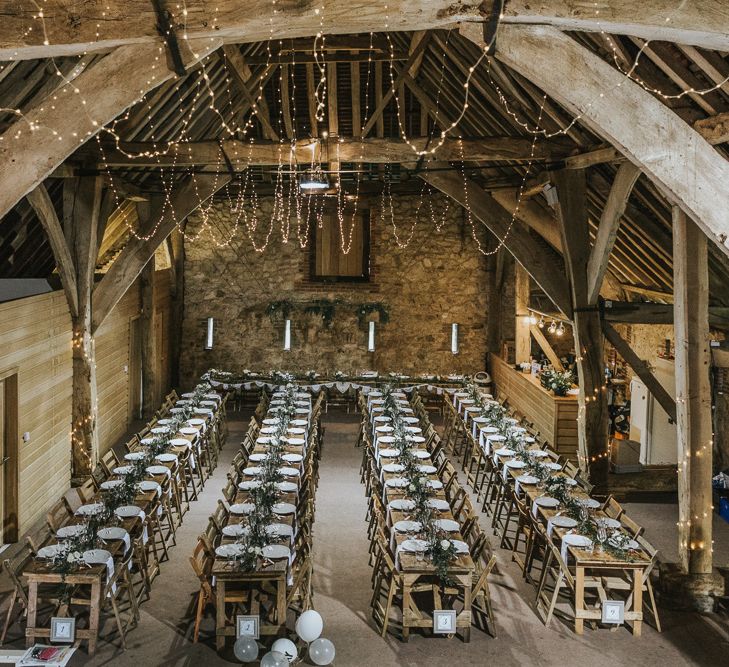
[88,580,101,655]
[462,577,472,643]
[216,580,226,651]
[574,566,585,635]
[25,581,38,648]
[401,577,411,642]
[276,575,286,634]
[632,568,643,637]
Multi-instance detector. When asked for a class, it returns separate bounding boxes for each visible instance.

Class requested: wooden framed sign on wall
[310,208,371,282]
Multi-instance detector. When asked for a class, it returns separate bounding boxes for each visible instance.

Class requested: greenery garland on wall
[264,299,390,328]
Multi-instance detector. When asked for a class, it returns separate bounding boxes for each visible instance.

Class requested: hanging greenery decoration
[304,299,338,328]
[355,302,390,326]
[265,299,294,320]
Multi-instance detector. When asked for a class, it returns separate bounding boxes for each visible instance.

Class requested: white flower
[440,540,451,550]
[408,484,415,491]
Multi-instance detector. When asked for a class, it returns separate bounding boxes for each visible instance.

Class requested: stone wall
[179,193,491,386]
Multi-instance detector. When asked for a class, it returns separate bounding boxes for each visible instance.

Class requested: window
[311,208,370,282]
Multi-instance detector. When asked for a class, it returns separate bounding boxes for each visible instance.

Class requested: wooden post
[66,176,104,477]
[140,254,157,418]
[552,169,609,489]
[515,262,531,365]
[673,206,713,575]
[168,229,185,389]
[486,248,505,358]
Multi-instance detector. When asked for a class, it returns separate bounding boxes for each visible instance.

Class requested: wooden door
[0,372,19,543]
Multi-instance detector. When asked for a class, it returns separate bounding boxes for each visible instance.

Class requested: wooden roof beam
[92,173,230,331]
[464,24,729,259]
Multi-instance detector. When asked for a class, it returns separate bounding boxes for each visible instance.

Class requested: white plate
[76,503,104,517]
[230,503,256,515]
[551,515,578,529]
[412,450,430,459]
[137,480,160,493]
[275,481,298,493]
[545,462,563,471]
[57,524,86,539]
[278,466,300,477]
[528,450,549,458]
[179,427,198,436]
[535,496,559,508]
[156,419,173,425]
[263,418,280,425]
[287,427,306,436]
[222,524,248,538]
[389,499,415,511]
[272,502,296,515]
[155,453,177,463]
[115,505,142,519]
[187,418,205,426]
[562,534,593,550]
[249,453,268,462]
[282,453,303,463]
[266,523,294,537]
[435,519,460,532]
[580,498,601,510]
[516,475,539,485]
[406,436,426,444]
[260,427,277,435]
[386,477,409,488]
[291,419,308,427]
[97,527,128,542]
[238,480,262,491]
[495,448,515,457]
[382,463,404,474]
[100,479,123,490]
[402,417,420,424]
[449,539,470,554]
[124,452,146,461]
[140,437,155,445]
[83,549,112,565]
[243,466,262,476]
[427,499,450,511]
[112,465,133,476]
[393,520,422,533]
[262,544,290,560]
[400,538,428,553]
[427,480,444,490]
[146,465,170,476]
[216,544,246,559]
[379,448,401,458]
[504,460,527,469]
[151,427,170,435]
[170,438,190,447]
[286,438,306,446]
[38,544,66,559]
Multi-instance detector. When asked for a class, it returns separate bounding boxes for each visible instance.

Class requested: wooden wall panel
[0,267,173,536]
[0,291,72,534]
[490,354,579,459]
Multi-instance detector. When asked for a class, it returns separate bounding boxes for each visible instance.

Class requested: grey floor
[4,413,729,666]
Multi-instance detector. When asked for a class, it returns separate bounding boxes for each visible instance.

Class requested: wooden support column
[673,207,713,576]
[66,176,104,478]
[515,262,531,365]
[486,248,505,357]
[139,254,157,418]
[168,229,185,389]
[553,169,609,489]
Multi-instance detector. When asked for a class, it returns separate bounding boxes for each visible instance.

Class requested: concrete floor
[3,412,729,666]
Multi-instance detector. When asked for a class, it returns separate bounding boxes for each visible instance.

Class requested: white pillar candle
[284,319,291,350]
[451,323,459,355]
[368,321,376,352]
[205,317,214,350]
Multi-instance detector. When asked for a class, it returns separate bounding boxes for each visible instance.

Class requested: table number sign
[433,610,456,634]
[601,600,625,625]
[236,615,260,639]
[49,617,75,644]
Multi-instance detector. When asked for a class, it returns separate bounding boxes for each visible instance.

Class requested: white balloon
[260,651,287,667]
[309,637,335,666]
[233,637,258,663]
[295,609,323,643]
[270,638,297,663]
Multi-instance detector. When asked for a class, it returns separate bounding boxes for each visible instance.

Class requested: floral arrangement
[539,369,574,397]
[355,302,390,326]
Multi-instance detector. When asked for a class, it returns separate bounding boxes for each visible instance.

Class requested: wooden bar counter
[489,354,578,459]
